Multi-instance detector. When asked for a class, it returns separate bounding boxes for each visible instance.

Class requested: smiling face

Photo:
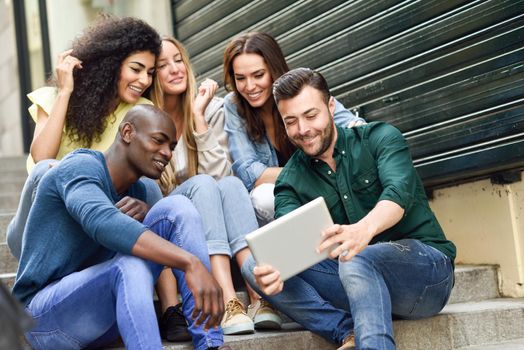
[117,51,156,104]
[156,40,188,96]
[123,106,177,179]
[232,53,273,109]
[278,85,336,161]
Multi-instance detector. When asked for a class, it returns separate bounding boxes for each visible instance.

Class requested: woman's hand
[55,49,83,94]
[193,79,218,134]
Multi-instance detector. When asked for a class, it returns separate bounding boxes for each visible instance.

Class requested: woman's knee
[218,176,245,193]
[187,174,219,191]
[250,183,275,224]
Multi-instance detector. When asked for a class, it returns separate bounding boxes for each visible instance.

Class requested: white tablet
[245,197,335,281]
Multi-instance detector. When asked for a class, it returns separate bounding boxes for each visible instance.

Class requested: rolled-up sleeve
[368,123,416,211]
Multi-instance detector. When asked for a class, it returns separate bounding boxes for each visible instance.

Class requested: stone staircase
[1,156,524,349]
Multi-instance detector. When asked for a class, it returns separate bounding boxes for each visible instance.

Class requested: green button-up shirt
[274,122,456,261]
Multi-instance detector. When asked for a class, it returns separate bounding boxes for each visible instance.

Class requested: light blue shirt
[13,149,148,305]
[223,92,365,191]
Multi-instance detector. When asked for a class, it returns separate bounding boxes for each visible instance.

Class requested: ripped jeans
[241,239,454,349]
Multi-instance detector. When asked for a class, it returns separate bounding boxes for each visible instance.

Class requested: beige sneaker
[247,299,282,330]
[221,298,254,335]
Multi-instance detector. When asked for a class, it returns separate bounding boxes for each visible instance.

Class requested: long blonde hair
[150,36,198,194]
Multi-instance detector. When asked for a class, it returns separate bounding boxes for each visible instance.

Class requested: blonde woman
[149,37,281,338]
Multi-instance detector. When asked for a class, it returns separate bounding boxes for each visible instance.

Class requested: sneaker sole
[254,314,282,330]
[222,322,255,335]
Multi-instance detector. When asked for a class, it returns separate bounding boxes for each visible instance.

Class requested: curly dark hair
[63,15,161,147]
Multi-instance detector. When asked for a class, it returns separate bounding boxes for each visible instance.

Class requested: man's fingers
[317,235,340,253]
[253,264,274,277]
[205,289,223,330]
[198,290,212,329]
[191,289,203,321]
[322,224,340,238]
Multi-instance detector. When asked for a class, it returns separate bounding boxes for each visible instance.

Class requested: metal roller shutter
[172,0,524,189]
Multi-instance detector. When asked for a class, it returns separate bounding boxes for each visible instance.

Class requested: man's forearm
[359,200,405,238]
[131,231,199,271]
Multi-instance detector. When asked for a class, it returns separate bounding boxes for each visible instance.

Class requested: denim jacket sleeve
[333,98,365,127]
[224,93,269,191]
[333,98,366,128]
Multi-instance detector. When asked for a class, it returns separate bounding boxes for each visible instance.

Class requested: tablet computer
[245,197,335,281]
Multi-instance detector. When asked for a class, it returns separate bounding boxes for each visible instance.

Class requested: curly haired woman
[7,15,161,259]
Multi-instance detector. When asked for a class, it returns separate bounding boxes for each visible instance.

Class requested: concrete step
[0,178,25,193]
[0,156,27,171]
[0,212,14,242]
[394,298,524,350]
[107,298,524,350]
[0,243,17,275]
[0,193,20,211]
[0,169,28,180]
[105,323,334,350]
[449,265,499,304]
[458,338,524,349]
[0,272,15,290]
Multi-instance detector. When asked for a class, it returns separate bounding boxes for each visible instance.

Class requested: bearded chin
[295,121,336,158]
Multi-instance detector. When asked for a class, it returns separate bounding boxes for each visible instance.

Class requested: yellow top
[26,86,153,173]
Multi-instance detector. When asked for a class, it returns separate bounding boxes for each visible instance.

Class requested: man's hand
[115,196,149,222]
[184,257,224,330]
[253,264,283,296]
[318,222,374,262]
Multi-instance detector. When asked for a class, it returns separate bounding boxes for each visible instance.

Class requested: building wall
[0,0,23,157]
[430,172,524,297]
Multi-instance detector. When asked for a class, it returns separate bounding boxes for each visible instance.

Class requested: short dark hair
[272,68,330,105]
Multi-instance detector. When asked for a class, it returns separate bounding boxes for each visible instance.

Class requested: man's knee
[113,255,153,286]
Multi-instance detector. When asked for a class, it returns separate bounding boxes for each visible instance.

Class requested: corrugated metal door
[172,0,524,188]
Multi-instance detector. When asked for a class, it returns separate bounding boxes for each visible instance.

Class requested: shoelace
[224,298,245,320]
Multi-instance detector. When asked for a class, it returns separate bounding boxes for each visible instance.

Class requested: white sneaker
[221,298,254,335]
[247,298,282,330]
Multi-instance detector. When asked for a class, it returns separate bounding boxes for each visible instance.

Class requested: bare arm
[254,167,282,187]
[30,50,82,162]
[132,231,224,329]
[318,199,404,262]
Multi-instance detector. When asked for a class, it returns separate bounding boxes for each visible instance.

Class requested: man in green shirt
[241,68,456,350]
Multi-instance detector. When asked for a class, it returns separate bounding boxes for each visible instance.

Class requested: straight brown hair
[223,32,295,160]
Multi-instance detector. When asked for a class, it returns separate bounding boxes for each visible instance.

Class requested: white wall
[0,0,23,156]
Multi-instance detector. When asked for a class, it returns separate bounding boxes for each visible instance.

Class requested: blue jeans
[172,174,258,257]
[24,195,223,350]
[6,160,163,260]
[242,239,454,349]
